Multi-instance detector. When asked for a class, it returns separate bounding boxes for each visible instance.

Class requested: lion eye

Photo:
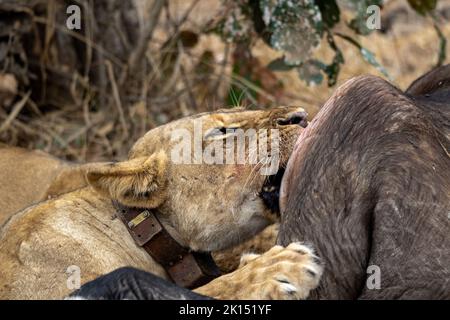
[218,127,238,134]
[205,127,239,139]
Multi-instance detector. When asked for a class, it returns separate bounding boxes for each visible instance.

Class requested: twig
[125,0,166,77]
[169,0,201,32]
[0,91,30,133]
[43,0,56,64]
[208,42,230,107]
[81,0,93,77]
[33,16,124,68]
[159,45,183,96]
[148,88,187,105]
[25,97,42,116]
[105,60,129,138]
[180,64,198,112]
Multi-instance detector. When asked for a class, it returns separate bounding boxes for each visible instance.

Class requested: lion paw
[195,242,323,300]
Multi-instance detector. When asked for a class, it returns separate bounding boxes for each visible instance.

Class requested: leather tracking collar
[112,201,221,289]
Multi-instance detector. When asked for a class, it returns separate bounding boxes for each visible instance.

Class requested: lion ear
[86,150,168,208]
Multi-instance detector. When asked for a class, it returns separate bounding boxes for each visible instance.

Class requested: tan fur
[0,144,276,272]
[0,188,167,299]
[0,145,87,226]
[87,152,169,209]
[213,223,279,273]
[195,242,323,299]
[44,166,90,200]
[0,107,313,299]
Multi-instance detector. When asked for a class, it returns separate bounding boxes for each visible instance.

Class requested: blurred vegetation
[215,0,445,89]
[0,0,448,161]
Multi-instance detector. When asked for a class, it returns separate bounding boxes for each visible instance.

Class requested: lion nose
[277,111,308,128]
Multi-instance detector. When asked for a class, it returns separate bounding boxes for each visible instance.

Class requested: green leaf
[346,0,383,35]
[316,0,340,29]
[360,48,390,79]
[292,33,345,87]
[335,32,391,80]
[215,4,253,42]
[297,60,327,85]
[407,0,437,16]
[227,85,247,108]
[261,0,323,65]
[434,23,447,67]
[324,32,345,87]
[267,57,299,71]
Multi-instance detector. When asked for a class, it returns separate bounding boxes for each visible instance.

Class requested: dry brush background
[0,0,449,162]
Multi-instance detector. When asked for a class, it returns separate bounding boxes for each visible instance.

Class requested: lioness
[0,143,277,273]
[0,144,89,226]
[0,106,322,299]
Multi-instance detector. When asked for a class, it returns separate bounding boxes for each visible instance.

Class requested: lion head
[86,106,307,252]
